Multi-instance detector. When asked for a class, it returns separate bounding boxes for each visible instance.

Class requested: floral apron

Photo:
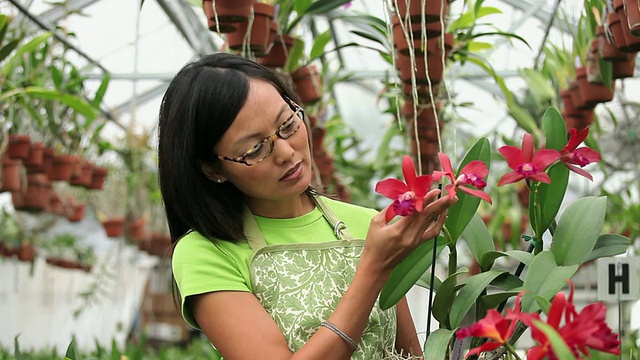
[245,196,397,359]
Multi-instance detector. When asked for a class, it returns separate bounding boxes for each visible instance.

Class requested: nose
[271,137,295,165]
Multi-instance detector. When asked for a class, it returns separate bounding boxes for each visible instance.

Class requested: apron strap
[312,194,354,240]
[243,207,268,252]
[243,192,355,252]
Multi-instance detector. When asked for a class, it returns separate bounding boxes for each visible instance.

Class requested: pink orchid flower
[375,155,433,223]
[433,153,492,204]
[560,127,601,181]
[497,133,560,186]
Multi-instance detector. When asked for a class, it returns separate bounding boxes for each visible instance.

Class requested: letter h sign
[597,257,639,302]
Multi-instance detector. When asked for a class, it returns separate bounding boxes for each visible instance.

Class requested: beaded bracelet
[320,321,359,350]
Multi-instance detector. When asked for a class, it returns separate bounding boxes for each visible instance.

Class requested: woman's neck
[246,191,315,219]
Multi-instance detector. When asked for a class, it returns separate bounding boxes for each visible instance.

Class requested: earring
[215,179,224,183]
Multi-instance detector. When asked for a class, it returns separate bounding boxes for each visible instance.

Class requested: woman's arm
[193,189,454,359]
[395,296,423,357]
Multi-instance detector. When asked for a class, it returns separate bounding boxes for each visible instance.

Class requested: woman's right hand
[359,188,457,279]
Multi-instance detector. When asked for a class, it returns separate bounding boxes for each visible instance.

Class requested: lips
[280,161,302,181]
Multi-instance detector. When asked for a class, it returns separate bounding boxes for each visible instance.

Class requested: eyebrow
[234,103,289,146]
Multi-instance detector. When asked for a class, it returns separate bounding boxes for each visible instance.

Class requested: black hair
[157,53,302,243]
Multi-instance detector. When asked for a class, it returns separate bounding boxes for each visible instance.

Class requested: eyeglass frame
[215,96,305,166]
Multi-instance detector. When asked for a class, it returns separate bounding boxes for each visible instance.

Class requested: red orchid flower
[375,155,433,223]
[497,133,560,186]
[527,281,620,360]
[457,293,538,358]
[433,153,492,204]
[560,127,601,181]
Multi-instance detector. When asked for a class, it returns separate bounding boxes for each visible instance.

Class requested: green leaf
[286,37,305,72]
[0,39,20,63]
[449,270,507,328]
[305,0,351,15]
[23,87,99,120]
[379,237,447,310]
[423,328,455,360]
[532,320,576,359]
[91,73,110,107]
[520,251,578,312]
[309,30,332,61]
[1,32,52,76]
[432,269,469,326]
[550,196,607,266]
[479,290,520,311]
[507,101,539,135]
[480,250,534,272]
[585,234,631,263]
[467,41,493,52]
[530,107,569,236]
[534,295,552,314]
[14,336,24,360]
[445,137,491,242]
[599,55,613,91]
[460,213,495,266]
[350,29,387,47]
[65,340,77,360]
[293,0,312,14]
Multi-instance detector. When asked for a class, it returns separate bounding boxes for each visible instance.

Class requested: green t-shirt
[172,196,378,329]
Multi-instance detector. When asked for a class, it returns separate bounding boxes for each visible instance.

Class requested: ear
[199,161,227,184]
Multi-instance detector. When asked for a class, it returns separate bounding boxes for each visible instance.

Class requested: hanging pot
[608,11,628,50]
[102,217,125,238]
[1,155,21,193]
[402,83,439,99]
[622,0,640,36]
[612,52,637,78]
[292,65,323,105]
[576,66,615,105]
[396,34,453,85]
[24,142,44,173]
[562,109,595,132]
[18,173,49,212]
[70,160,94,188]
[203,0,238,33]
[41,146,54,175]
[259,34,296,68]
[598,24,627,61]
[17,243,35,262]
[395,0,449,23]
[560,89,582,118]
[49,192,66,216]
[226,2,275,55]
[66,203,86,222]
[568,80,590,110]
[615,0,640,51]
[90,166,108,190]
[47,154,79,181]
[6,134,31,160]
[128,218,147,241]
[586,39,604,83]
[392,14,442,55]
[208,0,252,30]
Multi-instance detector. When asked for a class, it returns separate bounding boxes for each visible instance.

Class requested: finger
[422,209,448,240]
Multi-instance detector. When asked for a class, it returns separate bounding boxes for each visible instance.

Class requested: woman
[157,53,455,359]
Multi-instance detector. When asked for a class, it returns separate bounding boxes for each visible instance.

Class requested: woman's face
[213,79,313,215]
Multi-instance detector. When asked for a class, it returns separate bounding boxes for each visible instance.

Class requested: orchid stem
[425,184,444,340]
[448,243,457,277]
[505,342,522,360]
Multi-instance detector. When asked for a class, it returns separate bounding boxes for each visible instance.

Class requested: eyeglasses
[216,97,305,166]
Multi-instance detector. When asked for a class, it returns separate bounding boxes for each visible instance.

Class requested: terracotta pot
[616,0,640,52]
[128,218,147,241]
[409,141,439,174]
[41,147,54,175]
[226,2,275,55]
[102,217,125,238]
[392,14,443,55]
[24,142,44,173]
[576,66,615,105]
[292,65,323,105]
[17,243,35,262]
[598,24,628,61]
[66,203,85,222]
[1,155,21,193]
[49,193,66,216]
[14,173,49,212]
[150,232,173,257]
[90,166,108,190]
[259,34,296,68]
[585,39,604,83]
[395,0,449,23]
[569,80,590,110]
[623,0,640,36]
[70,160,94,188]
[311,126,325,153]
[209,0,252,25]
[7,134,31,160]
[47,154,79,181]
[612,52,637,78]
[563,109,595,132]
[402,83,439,99]
[608,11,628,50]
[203,0,238,33]
[560,88,581,117]
[396,33,453,84]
